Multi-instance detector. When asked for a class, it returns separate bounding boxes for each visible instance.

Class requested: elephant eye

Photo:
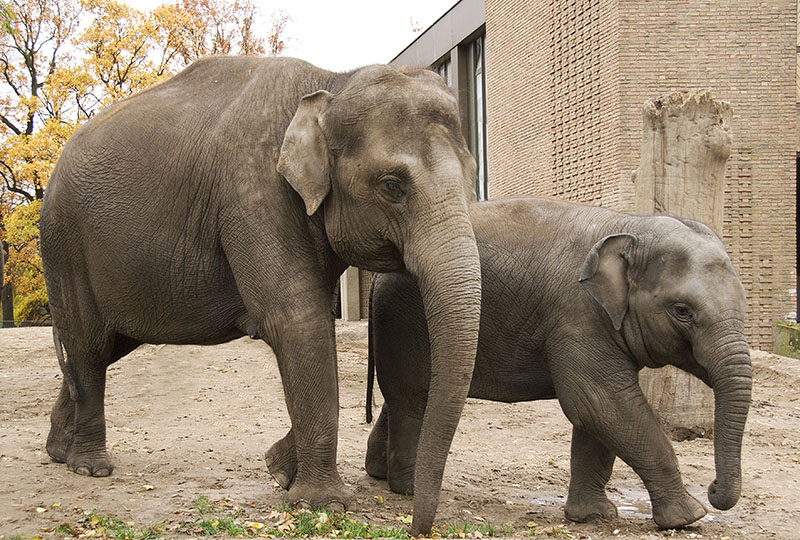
[378,175,406,203]
[672,304,694,323]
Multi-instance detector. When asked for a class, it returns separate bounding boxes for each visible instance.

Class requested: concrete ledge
[774,322,800,359]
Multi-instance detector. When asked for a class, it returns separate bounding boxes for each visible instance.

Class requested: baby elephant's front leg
[565,426,618,522]
[557,372,706,529]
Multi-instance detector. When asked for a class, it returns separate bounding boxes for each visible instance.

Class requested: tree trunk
[1,240,13,327]
[633,90,733,440]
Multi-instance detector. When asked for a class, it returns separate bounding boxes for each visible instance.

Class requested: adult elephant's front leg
[565,426,618,522]
[270,316,352,510]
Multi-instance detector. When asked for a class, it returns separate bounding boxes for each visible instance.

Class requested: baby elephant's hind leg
[385,406,423,495]
[365,404,389,479]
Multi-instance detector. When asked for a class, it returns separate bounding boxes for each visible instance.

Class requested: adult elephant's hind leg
[47,380,75,464]
[266,428,297,489]
[564,426,618,522]
[270,316,352,511]
[51,333,141,477]
[67,360,112,477]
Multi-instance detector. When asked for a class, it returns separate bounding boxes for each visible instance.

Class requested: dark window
[434,59,452,88]
[467,37,488,200]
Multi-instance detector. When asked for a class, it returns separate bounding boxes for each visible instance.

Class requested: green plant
[85,512,137,539]
[79,511,165,539]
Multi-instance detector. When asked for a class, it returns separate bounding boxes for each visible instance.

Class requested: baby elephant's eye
[379,176,406,203]
[673,304,694,322]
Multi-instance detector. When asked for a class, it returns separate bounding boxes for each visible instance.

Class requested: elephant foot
[265,434,297,490]
[287,479,354,513]
[67,449,113,477]
[387,463,415,495]
[365,419,388,480]
[365,450,387,480]
[564,493,618,523]
[652,492,706,529]
[46,429,73,464]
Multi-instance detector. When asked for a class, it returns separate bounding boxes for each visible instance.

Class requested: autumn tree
[0,0,288,325]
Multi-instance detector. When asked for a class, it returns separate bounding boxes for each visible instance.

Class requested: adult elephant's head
[580,216,751,512]
[277,65,481,535]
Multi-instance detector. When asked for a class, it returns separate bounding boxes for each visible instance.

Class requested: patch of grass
[85,512,138,539]
[54,523,78,536]
[74,511,166,540]
[50,497,527,540]
[190,495,216,515]
[259,507,409,539]
[524,522,573,538]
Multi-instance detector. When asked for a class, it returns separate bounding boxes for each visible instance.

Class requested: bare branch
[0,112,22,135]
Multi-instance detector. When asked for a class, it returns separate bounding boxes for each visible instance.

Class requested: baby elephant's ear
[579,233,637,331]
[277,90,333,216]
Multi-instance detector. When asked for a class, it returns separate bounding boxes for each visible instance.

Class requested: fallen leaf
[397,514,413,524]
[36,507,46,513]
[142,484,155,491]
[375,495,384,504]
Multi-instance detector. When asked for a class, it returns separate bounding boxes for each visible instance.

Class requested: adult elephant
[40,56,481,536]
[366,198,751,529]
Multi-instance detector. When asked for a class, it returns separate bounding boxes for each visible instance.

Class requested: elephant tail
[366,275,376,424]
[53,325,83,402]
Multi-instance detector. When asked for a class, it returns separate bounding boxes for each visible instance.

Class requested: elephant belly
[468,361,557,403]
[88,237,251,344]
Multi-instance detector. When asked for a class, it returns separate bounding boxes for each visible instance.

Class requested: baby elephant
[365,197,751,529]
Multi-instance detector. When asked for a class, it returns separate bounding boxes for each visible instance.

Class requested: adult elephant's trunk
[698,325,752,510]
[402,202,481,536]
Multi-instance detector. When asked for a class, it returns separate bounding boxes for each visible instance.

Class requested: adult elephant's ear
[579,233,636,331]
[277,90,333,216]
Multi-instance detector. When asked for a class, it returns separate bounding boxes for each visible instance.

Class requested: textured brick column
[634,90,733,439]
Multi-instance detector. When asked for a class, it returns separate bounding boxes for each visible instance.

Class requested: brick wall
[619,0,796,350]
[484,0,796,350]
[485,0,625,209]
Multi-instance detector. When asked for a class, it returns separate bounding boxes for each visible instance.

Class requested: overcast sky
[124,0,457,72]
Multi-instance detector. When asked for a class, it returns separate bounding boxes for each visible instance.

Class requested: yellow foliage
[3,200,48,321]
[0,0,287,323]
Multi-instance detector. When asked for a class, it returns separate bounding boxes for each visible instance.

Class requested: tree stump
[633,90,733,440]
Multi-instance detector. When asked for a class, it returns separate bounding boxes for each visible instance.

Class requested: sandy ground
[1,322,799,539]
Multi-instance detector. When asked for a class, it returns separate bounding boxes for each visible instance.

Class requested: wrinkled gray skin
[40,56,481,536]
[365,198,751,530]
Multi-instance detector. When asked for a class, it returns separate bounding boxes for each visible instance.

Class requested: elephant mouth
[342,241,405,273]
[676,358,712,387]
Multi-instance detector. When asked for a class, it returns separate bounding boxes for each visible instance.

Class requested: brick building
[341,0,797,351]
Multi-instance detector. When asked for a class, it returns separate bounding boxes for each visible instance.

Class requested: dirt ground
[1,322,799,539]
